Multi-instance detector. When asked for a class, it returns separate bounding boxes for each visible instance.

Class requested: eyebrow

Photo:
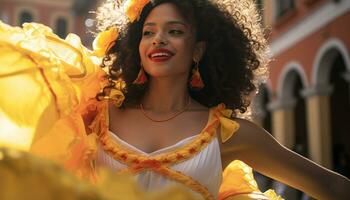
[143,21,188,28]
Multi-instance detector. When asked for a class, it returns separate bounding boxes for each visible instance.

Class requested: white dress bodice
[96,131,223,198]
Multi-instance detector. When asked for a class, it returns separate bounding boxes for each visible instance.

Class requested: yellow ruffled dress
[0,21,283,200]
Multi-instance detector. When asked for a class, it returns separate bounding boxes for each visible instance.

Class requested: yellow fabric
[0,21,284,199]
[0,22,73,150]
[0,21,106,181]
[219,117,239,143]
[223,193,269,200]
[219,160,259,198]
[93,26,118,57]
[263,190,284,200]
[218,160,284,200]
[0,148,201,200]
[125,0,151,22]
[213,103,240,143]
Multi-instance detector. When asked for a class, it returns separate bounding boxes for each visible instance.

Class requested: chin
[147,72,176,79]
[148,70,188,80]
[144,62,189,79]
[144,65,174,77]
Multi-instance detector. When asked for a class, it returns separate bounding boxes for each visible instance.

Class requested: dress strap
[212,103,240,143]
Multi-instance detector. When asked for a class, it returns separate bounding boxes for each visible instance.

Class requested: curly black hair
[97,0,269,115]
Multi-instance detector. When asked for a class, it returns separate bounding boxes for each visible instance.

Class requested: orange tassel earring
[190,61,204,89]
[133,64,147,85]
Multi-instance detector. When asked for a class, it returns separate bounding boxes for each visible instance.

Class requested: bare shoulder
[221,117,271,153]
[220,117,264,167]
[232,117,263,135]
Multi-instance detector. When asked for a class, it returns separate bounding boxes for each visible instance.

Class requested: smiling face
[139,3,205,79]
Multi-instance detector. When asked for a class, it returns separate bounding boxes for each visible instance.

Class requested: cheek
[139,40,147,60]
[176,39,196,61]
[139,37,154,62]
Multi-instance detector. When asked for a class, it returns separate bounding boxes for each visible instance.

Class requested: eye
[169,30,184,35]
[142,31,153,36]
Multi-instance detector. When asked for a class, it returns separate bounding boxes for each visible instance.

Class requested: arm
[221,118,350,200]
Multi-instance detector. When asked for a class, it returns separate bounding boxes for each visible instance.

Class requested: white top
[96,131,223,198]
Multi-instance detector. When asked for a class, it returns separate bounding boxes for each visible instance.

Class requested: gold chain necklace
[140,98,191,122]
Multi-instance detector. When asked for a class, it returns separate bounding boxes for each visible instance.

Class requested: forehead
[144,3,187,25]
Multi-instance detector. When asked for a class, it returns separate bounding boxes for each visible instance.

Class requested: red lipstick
[148,48,175,63]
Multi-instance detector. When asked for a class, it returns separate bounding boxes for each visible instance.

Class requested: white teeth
[151,52,170,58]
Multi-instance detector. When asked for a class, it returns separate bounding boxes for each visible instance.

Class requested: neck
[141,75,190,112]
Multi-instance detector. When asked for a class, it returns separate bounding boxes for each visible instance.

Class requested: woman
[90,0,349,199]
[0,0,349,199]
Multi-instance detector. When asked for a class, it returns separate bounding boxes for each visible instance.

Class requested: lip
[148,48,175,63]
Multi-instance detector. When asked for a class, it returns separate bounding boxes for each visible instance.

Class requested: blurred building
[0,0,100,47]
[253,0,350,199]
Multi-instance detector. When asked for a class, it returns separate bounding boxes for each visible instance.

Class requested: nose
[152,32,168,46]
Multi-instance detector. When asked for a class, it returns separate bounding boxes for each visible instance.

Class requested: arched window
[56,17,68,39]
[19,11,33,25]
[276,0,295,18]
